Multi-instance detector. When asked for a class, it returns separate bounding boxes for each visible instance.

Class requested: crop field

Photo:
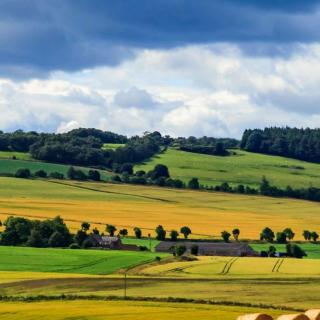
[102,143,125,150]
[0,177,319,239]
[0,246,165,275]
[0,300,286,320]
[135,148,320,188]
[0,159,111,181]
[136,256,320,277]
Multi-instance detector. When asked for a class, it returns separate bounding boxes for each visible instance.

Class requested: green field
[0,159,111,181]
[122,238,160,251]
[0,151,32,160]
[250,243,320,259]
[102,143,125,150]
[0,246,165,275]
[135,148,320,188]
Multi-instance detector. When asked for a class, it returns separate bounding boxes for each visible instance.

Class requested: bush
[88,170,101,181]
[82,237,94,248]
[34,170,47,178]
[286,244,307,259]
[174,245,186,257]
[188,178,199,189]
[139,245,148,251]
[49,172,64,179]
[191,245,199,255]
[15,168,31,179]
[69,243,81,249]
[48,231,66,247]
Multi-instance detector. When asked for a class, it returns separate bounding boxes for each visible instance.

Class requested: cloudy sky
[1,0,320,138]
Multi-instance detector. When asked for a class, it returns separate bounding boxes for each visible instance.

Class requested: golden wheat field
[0,300,286,320]
[0,177,320,239]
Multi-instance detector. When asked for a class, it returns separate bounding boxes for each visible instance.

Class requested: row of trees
[241,127,320,163]
[260,227,319,243]
[14,167,101,181]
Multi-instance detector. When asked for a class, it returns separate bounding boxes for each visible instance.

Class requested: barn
[155,241,257,256]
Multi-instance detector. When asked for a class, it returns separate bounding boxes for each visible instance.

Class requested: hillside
[0,158,112,181]
[135,148,320,188]
[0,177,319,240]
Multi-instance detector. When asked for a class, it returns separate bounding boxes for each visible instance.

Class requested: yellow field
[0,300,286,320]
[0,177,319,239]
[137,256,320,277]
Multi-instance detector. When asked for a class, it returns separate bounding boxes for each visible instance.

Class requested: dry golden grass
[0,177,319,239]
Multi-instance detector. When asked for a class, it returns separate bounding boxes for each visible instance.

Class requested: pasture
[135,148,320,189]
[0,300,286,320]
[0,246,165,275]
[0,177,319,239]
[0,151,32,160]
[0,159,111,180]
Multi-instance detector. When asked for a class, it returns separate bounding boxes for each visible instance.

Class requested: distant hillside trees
[241,127,320,163]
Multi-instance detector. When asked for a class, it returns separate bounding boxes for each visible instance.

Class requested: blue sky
[1,0,320,137]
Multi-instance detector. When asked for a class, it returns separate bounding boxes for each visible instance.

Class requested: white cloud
[1,43,320,137]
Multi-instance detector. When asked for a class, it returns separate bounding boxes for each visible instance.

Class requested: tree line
[241,127,320,163]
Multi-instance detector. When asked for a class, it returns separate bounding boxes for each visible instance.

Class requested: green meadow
[135,148,320,188]
[0,159,111,181]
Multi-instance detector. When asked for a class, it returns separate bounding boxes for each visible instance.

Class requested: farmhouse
[88,234,139,251]
[155,241,257,256]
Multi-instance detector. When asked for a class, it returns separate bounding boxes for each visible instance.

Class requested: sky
[1,0,320,138]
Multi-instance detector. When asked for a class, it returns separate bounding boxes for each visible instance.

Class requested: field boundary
[0,294,304,312]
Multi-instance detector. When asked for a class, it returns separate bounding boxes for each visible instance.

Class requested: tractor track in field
[47,180,176,203]
[272,259,284,273]
[221,257,239,275]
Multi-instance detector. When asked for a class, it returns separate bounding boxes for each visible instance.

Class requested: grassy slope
[0,151,32,160]
[0,177,319,239]
[0,159,111,181]
[0,300,285,320]
[135,148,320,188]
[0,246,165,275]
[102,143,125,150]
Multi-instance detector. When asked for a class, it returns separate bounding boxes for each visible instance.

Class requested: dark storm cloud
[1,0,320,77]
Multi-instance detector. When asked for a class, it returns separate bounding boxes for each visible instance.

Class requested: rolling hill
[135,148,320,189]
[0,177,319,240]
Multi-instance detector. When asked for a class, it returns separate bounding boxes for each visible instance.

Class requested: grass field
[0,177,319,239]
[122,238,160,251]
[135,148,320,188]
[0,246,165,275]
[0,159,111,181]
[0,151,32,160]
[250,243,320,259]
[102,143,125,150]
[0,300,286,320]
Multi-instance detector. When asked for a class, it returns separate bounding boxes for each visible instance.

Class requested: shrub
[188,177,199,189]
[139,245,148,251]
[48,231,66,247]
[69,243,81,249]
[221,230,231,243]
[276,232,287,244]
[191,245,199,255]
[134,227,142,239]
[49,172,64,179]
[82,237,94,248]
[174,245,186,257]
[15,168,31,179]
[286,244,307,259]
[34,170,47,178]
[155,225,166,241]
[88,170,101,181]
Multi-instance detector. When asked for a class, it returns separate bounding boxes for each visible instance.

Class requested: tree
[260,227,275,242]
[268,245,276,257]
[48,231,65,247]
[119,229,128,237]
[221,231,231,243]
[174,245,186,257]
[26,229,44,247]
[34,170,47,178]
[155,225,166,241]
[134,227,142,239]
[276,232,287,244]
[149,164,170,180]
[106,224,117,236]
[81,222,90,232]
[286,244,307,259]
[232,228,240,241]
[188,177,199,190]
[180,226,192,239]
[15,168,31,179]
[170,230,179,241]
[88,170,100,181]
[75,230,87,246]
[120,163,133,175]
[310,231,319,242]
[303,230,311,241]
[191,245,199,255]
[260,176,271,195]
[283,228,295,241]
